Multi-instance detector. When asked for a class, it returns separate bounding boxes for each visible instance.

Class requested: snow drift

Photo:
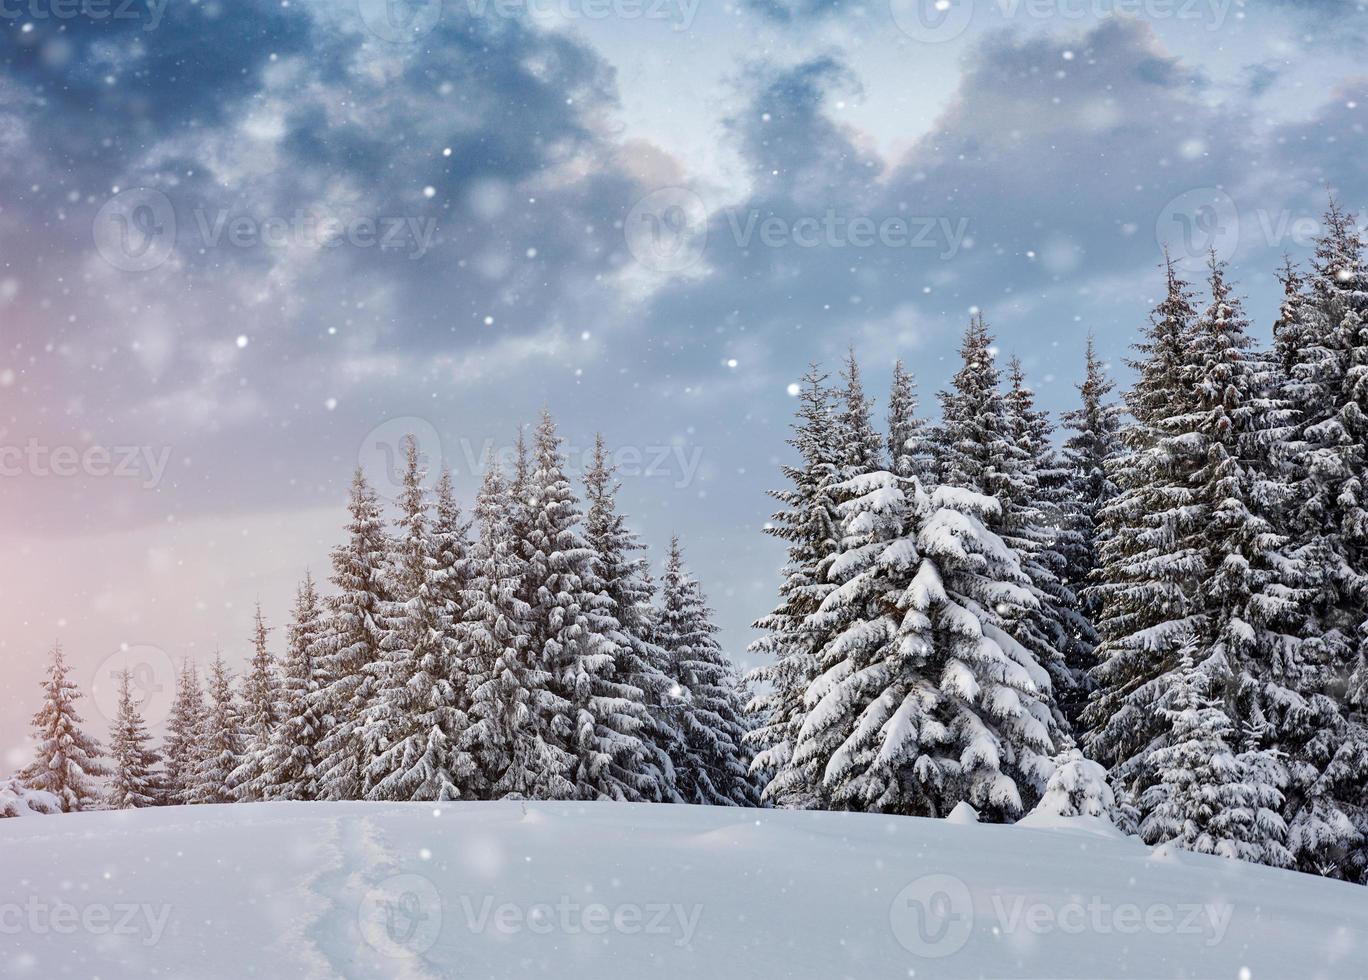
[0,801,1362,979]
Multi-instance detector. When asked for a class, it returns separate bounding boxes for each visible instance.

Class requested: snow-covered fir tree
[260,572,327,801]
[1139,651,1291,868]
[1059,336,1125,622]
[1004,354,1096,723]
[583,435,678,802]
[934,318,1072,727]
[230,604,281,801]
[524,411,654,801]
[887,359,934,483]
[461,454,572,799]
[747,366,843,807]
[188,653,244,806]
[657,536,759,807]
[311,468,390,801]
[1272,204,1368,881]
[1086,258,1206,786]
[20,643,107,813]
[365,440,476,802]
[1027,748,1124,825]
[164,659,205,805]
[106,668,164,810]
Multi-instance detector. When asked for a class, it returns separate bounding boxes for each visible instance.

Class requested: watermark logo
[889,0,974,43]
[0,0,169,31]
[358,417,445,502]
[458,896,703,945]
[0,440,172,488]
[888,872,1234,959]
[359,873,443,957]
[889,873,974,958]
[357,0,444,43]
[93,188,176,273]
[1156,187,1240,263]
[90,644,177,726]
[625,187,709,273]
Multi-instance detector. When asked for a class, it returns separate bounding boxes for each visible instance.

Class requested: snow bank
[0,801,1362,978]
[0,777,59,818]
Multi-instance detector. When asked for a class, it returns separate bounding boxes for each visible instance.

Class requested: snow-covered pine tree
[1085,258,1206,788]
[1004,355,1096,724]
[583,435,678,802]
[1139,650,1291,867]
[1027,748,1123,824]
[887,359,934,483]
[525,411,653,801]
[1272,204,1368,881]
[746,366,843,808]
[365,440,476,802]
[260,572,327,801]
[106,668,164,809]
[311,468,390,801]
[657,536,760,807]
[1059,336,1125,622]
[188,653,244,806]
[461,453,572,799]
[229,604,280,801]
[163,659,205,805]
[20,643,108,813]
[933,317,1072,726]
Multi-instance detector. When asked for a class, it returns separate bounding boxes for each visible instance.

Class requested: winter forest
[10,203,1368,891]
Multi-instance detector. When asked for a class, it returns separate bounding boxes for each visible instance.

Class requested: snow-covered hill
[1,801,1362,979]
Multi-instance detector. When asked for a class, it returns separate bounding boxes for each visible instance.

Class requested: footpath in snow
[0,801,1363,979]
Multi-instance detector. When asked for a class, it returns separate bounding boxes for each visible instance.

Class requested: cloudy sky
[1,0,1365,758]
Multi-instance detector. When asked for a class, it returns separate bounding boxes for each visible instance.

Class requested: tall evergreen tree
[525,411,654,802]
[365,441,476,801]
[261,573,328,801]
[887,359,934,482]
[106,669,164,810]
[747,366,842,807]
[230,604,281,801]
[583,435,679,802]
[188,653,244,806]
[164,659,205,806]
[20,643,107,813]
[657,536,760,807]
[461,454,571,799]
[1086,258,1207,789]
[311,469,390,801]
[1060,336,1125,621]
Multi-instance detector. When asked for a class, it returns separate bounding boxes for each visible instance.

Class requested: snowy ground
[0,802,1362,979]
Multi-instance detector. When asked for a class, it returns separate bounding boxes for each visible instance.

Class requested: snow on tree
[657,536,760,807]
[230,603,281,801]
[106,668,164,810]
[747,365,843,808]
[187,653,244,806]
[1085,257,1207,784]
[461,453,573,800]
[311,468,391,801]
[260,572,327,802]
[524,411,653,802]
[164,659,205,806]
[365,441,476,802]
[887,359,934,483]
[0,777,60,817]
[1272,203,1368,882]
[583,435,679,802]
[1004,354,1097,724]
[1059,336,1125,623]
[19,643,108,813]
[1027,748,1121,824]
[1139,651,1292,868]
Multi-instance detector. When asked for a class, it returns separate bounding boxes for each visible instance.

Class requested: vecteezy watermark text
[0,0,168,31]
[458,895,703,946]
[0,898,173,947]
[0,440,171,489]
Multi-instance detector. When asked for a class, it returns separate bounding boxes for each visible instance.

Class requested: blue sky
[1,0,1366,756]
